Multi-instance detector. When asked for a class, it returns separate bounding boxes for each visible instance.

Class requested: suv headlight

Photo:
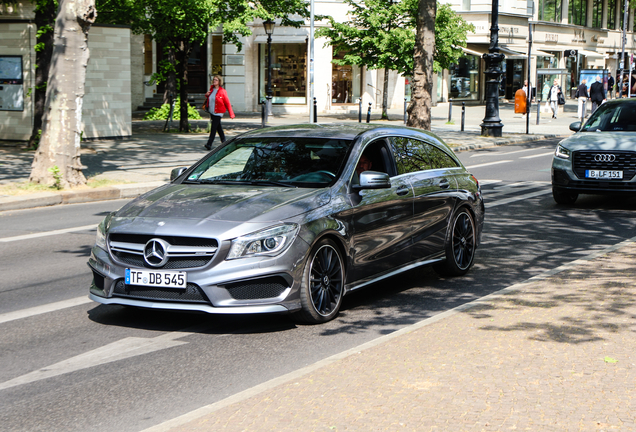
[227,224,299,260]
[555,144,571,159]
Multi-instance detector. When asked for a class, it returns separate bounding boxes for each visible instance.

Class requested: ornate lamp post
[263,19,275,116]
[480,0,505,137]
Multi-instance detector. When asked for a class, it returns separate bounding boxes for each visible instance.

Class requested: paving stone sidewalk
[153,240,636,432]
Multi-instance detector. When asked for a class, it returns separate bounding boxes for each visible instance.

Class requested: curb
[0,181,165,212]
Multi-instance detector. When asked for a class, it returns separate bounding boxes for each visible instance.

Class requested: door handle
[396,185,410,196]
[438,179,450,189]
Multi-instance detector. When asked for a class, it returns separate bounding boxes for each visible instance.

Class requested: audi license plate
[125,268,187,289]
[585,170,623,179]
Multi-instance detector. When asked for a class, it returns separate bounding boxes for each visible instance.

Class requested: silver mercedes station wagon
[89,124,484,323]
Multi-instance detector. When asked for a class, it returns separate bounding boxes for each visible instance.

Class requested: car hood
[561,131,636,151]
[115,184,331,223]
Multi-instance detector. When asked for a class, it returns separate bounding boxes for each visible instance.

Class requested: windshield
[582,100,636,132]
[184,137,352,187]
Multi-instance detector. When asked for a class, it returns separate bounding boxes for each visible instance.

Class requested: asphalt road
[2,138,636,432]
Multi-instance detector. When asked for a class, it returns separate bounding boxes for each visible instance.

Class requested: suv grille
[113,279,210,303]
[108,234,218,269]
[572,151,636,180]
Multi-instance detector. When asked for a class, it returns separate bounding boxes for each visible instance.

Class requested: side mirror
[170,167,188,182]
[569,121,582,132]
[353,171,391,190]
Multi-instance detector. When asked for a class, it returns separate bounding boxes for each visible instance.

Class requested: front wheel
[294,239,345,324]
[552,187,578,205]
[434,208,476,277]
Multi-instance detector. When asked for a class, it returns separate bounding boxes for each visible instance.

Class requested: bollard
[366,102,372,123]
[536,98,540,125]
[358,98,362,123]
[261,99,267,128]
[313,97,318,123]
[404,98,408,125]
[461,102,465,131]
[448,99,453,122]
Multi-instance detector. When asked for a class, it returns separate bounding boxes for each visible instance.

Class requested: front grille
[224,277,289,300]
[113,279,210,303]
[572,151,636,180]
[108,234,218,269]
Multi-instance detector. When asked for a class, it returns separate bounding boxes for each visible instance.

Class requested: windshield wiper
[189,178,298,188]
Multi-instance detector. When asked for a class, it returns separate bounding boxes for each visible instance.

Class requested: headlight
[95,220,107,250]
[555,144,571,159]
[227,224,299,260]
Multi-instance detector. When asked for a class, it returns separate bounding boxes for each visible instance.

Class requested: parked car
[88,124,485,323]
[552,98,636,204]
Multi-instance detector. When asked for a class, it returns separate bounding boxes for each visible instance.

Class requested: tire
[434,208,476,277]
[294,239,345,324]
[552,187,578,205]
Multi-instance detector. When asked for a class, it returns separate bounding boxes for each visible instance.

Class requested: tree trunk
[28,0,57,150]
[382,68,389,120]
[407,0,436,130]
[163,46,176,105]
[176,40,191,133]
[30,0,96,187]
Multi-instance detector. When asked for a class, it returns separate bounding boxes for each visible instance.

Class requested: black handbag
[557,92,565,105]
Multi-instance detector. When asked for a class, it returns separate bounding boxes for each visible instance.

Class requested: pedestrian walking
[549,79,563,119]
[589,75,606,113]
[607,72,615,99]
[576,79,589,119]
[204,75,235,151]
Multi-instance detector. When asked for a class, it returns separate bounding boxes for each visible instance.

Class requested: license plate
[585,170,623,179]
[125,268,187,289]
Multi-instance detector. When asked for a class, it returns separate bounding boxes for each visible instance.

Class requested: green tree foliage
[143,97,202,121]
[96,0,312,131]
[317,0,473,120]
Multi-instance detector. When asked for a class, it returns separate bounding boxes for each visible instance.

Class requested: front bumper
[87,237,309,314]
[552,166,636,194]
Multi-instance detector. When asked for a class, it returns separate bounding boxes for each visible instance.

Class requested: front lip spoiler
[89,293,290,314]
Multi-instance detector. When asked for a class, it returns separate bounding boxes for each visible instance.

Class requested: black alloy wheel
[552,187,578,205]
[434,208,476,277]
[295,239,345,324]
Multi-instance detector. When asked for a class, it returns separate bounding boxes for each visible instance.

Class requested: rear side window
[427,145,458,169]
[390,137,457,174]
[390,137,433,174]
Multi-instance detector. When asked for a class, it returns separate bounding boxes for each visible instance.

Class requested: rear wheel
[552,187,578,205]
[434,208,476,277]
[294,239,345,324]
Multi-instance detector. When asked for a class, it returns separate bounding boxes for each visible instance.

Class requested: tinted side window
[390,137,433,174]
[428,145,458,169]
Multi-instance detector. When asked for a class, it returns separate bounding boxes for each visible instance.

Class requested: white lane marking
[464,160,513,169]
[0,224,96,243]
[0,297,92,325]
[0,325,207,391]
[141,235,636,432]
[470,147,546,157]
[520,151,555,159]
[486,189,552,208]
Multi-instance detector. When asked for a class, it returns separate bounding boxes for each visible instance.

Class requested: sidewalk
[0,101,573,212]
[147,238,636,432]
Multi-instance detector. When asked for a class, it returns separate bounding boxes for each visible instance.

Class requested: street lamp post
[263,19,275,117]
[480,0,505,137]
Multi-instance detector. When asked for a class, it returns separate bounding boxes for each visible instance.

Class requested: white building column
[562,0,570,23]
[587,0,594,26]
[602,0,608,28]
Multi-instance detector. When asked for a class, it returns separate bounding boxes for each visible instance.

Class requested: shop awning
[498,46,527,59]
[254,35,307,44]
[461,44,553,59]
[509,45,555,57]
[577,49,606,59]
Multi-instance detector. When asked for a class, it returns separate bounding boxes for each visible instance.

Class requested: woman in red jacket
[204,75,235,150]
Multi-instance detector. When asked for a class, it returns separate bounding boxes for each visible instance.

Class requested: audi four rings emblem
[143,238,170,267]
[594,154,616,162]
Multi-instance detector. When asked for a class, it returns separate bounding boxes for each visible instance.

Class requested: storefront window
[539,0,562,22]
[537,55,559,69]
[331,51,362,104]
[569,0,587,25]
[449,55,479,100]
[260,43,307,104]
